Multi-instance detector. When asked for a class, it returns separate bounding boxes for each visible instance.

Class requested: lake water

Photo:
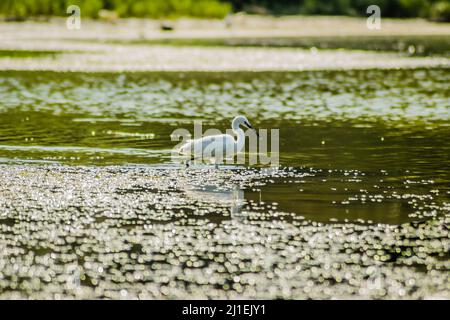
[1,69,449,223]
[0,68,449,298]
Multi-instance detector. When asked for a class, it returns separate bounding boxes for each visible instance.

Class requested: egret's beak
[245,122,259,137]
[252,126,259,138]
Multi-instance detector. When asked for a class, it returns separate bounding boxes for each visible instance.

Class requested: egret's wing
[203,135,235,158]
[197,136,219,156]
[178,139,193,155]
[179,136,215,157]
[180,134,236,160]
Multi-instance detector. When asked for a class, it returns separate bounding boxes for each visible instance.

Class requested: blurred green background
[0,0,449,21]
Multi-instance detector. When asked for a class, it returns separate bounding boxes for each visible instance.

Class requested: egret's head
[232,116,258,137]
[233,115,253,130]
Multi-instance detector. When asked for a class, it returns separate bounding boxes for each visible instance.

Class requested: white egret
[178,115,257,166]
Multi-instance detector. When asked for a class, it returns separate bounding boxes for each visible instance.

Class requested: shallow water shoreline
[1,17,449,72]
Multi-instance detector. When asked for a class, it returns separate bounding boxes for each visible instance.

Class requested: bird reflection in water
[183,183,245,217]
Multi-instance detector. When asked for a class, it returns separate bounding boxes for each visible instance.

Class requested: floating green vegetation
[103,34,450,57]
[0,49,62,58]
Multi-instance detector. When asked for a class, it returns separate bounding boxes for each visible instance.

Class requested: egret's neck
[231,118,240,132]
[234,127,245,152]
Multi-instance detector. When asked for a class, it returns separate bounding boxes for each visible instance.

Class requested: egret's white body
[178,116,254,164]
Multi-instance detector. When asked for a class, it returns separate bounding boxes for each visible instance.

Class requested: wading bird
[178,115,257,167]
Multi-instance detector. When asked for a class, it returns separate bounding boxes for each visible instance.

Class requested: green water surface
[0,69,449,225]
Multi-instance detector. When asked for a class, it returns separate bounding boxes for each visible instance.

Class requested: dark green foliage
[0,0,232,19]
[0,0,449,20]
[429,0,450,21]
[231,0,450,20]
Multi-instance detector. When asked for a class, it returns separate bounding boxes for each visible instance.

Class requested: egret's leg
[185,155,196,168]
[182,157,191,168]
[212,157,221,169]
